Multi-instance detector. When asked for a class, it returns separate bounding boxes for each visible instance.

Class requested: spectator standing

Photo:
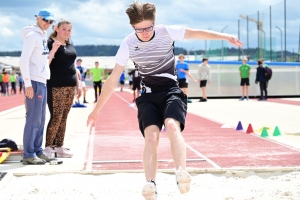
[18,74,24,94]
[119,71,125,92]
[76,59,88,103]
[129,67,142,102]
[89,61,104,103]
[10,71,17,95]
[239,57,251,101]
[2,71,10,96]
[19,8,56,164]
[44,19,82,158]
[198,58,211,102]
[255,59,267,101]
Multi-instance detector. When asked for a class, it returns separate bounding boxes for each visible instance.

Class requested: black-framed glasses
[134,25,154,33]
[42,18,54,25]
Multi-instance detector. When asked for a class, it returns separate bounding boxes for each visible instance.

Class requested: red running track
[0,94,24,112]
[86,91,300,171]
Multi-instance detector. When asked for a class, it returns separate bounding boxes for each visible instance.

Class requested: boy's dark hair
[258,58,263,65]
[77,59,82,62]
[126,2,156,25]
[202,58,208,62]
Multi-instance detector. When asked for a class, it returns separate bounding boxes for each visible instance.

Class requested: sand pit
[1,171,300,199]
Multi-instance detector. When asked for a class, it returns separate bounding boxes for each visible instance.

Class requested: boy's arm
[180,69,197,83]
[87,63,125,127]
[184,28,243,47]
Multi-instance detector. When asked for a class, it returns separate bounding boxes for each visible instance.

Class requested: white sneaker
[176,168,191,194]
[44,146,54,158]
[142,180,157,200]
[54,147,73,158]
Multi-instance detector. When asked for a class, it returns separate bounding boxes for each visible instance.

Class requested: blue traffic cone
[236,121,243,130]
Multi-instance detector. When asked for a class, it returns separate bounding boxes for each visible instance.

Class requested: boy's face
[95,62,99,68]
[203,60,208,65]
[77,61,82,66]
[133,20,154,42]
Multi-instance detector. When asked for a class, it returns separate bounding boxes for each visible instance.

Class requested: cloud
[0,0,298,52]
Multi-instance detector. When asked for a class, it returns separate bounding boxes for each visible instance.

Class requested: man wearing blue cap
[19,9,59,165]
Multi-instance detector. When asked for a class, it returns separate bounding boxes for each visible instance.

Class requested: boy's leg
[143,125,160,181]
[203,86,207,99]
[241,85,245,98]
[164,118,186,170]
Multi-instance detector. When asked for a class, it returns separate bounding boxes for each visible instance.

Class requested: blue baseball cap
[35,9,55,21]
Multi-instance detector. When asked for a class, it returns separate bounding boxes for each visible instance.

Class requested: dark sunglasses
[42,18,54,25]
[134,25,154,33]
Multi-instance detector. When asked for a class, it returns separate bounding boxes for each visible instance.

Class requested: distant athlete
[87,2,243,199]
[239,57,251,101]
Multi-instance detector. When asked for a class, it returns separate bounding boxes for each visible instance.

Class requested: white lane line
[113,92,137,110]
[114,92,218,167]
[186,144,221,169]
[0,105,24,116]
[86,126,95,171]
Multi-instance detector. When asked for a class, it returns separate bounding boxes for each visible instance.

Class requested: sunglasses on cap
[42,18,54,25]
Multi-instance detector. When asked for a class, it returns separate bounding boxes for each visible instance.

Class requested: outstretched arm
[87,63,125,127]
[180,69,197,83]
[184,28,243,47]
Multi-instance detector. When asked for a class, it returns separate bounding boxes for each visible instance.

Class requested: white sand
[1,171,300,200]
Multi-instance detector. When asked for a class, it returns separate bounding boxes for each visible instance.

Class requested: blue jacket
[255,65,266,83]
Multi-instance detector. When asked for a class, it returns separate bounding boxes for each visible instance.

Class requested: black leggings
[11,82,16,94]
[93,80,102,100]
[259,82,268,99]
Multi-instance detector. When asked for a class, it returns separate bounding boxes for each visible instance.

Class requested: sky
[0,0,299,53]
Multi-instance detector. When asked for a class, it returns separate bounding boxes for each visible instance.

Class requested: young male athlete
[87,2,243,199]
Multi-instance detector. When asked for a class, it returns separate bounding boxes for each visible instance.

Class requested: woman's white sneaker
[54,147,73,158]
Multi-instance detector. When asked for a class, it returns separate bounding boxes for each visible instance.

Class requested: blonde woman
[44,19,82,158]
[19,9,56,165]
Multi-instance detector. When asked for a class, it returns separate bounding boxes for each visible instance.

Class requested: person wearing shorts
[239,57,251,101]
[90,61,104,103]
[86,2,243,199]
[198,58,210,102]
[119,71,125,92]
[129,67,142,102]
[76,58,88,103]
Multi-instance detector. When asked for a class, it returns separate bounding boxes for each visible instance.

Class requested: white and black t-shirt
[115,24,185,93]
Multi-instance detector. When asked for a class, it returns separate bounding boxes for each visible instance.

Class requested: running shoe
[38,153,56,162]
[43,146,54,158]
[54,147,73,158]
[176,168,191,194]
[239,97,244,101]
[22,156,46,165]
[246,97,250,101]
[142,180,157,200]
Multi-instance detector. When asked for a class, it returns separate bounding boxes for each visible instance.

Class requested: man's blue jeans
[23,81,47,159]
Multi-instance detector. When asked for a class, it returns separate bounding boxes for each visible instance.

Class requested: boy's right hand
[87,111,99,128]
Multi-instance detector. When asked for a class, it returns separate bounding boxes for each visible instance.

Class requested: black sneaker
[200,98,207,102]
[83,100,88,103]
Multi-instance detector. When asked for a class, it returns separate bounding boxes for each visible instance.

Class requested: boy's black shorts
[132,81,141,91]
[135,87,187,137]
[200,80,207,87]
[240,78,250,86]
[178,78,187,88]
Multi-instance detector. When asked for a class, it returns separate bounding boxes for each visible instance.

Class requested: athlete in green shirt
[89,61,104,103]
[239,57,251,100]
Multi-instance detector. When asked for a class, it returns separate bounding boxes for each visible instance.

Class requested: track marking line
[92,158,205,164]
[186,144,221,169]
[113,92,137,110]
[85,126,95,171]
[0,105,24,116]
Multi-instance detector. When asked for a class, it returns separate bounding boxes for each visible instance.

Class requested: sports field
[0,88,300,199]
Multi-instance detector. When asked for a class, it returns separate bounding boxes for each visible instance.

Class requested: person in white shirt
[86,2,243,199]
[198,58,211,102]
[19,9,56,165]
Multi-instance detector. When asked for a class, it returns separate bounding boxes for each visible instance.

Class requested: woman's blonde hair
[49,19,72,45]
